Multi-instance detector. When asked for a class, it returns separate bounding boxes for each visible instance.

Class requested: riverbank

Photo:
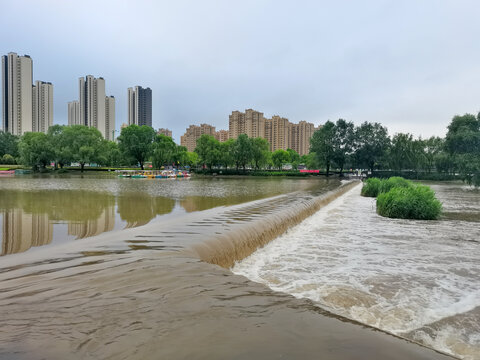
[0,180,456,359]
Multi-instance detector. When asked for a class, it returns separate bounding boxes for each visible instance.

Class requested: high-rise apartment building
[68,101,81,125]
[180,123,216,152]
[1,52,33,135]
[127,86,152,127]
[105,96,115,141]
[215,129,229,142]
[157,128,172,138]
[264,115,291,152]
[32,81,53,133]
[72,75,114,140]
[228,109,264,139]
[289,121,315,156]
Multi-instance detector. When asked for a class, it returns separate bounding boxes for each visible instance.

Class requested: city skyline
[2,1,480,142]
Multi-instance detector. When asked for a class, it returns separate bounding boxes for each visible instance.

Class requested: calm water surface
[233,182,480,360]
[0,175,316,256]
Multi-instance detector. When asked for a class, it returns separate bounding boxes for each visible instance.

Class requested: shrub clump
[380,176,412,193]
[376,184,442,220]
[361,178,383,197]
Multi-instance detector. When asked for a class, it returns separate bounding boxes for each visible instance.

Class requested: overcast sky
[2,0,480,142]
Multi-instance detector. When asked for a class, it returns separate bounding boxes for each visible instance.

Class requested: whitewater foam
[232,183,480,359]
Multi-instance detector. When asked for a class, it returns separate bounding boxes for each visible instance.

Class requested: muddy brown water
[0,176,456,359]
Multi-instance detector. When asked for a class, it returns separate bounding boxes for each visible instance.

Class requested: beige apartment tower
[157,128,172,138]
[180,123,216,152]
[289,121,315,155]
[264,115,291,152]
[228,109,264,139]
[32,81,53,133]
[215,129,229,142]
[1,53,33,135]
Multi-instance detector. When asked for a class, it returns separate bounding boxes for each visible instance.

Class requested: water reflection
[117,194,176,228]
[0,177,317,256]
[2,210,53,255]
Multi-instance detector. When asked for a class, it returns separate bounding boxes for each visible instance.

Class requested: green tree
[310,121,335,176]
[444,113,480,185]
[445,114,480,155]
[195,134,221,169]
[0,131,19,158]
[48,125,72,168]
[1,154,15,165]
[251,137,270,169]
[186,151,199,168]
[354,122,390,173]
[300,153,318,169]
[117,124,156,170]
[232,134,252,171]
[219,139,235,169]
[423,136,444,173]
[18,132,54,170]
[389,133,416,171]
[103,140,123,167]
[332,119,355,175]
[62,125,105,172]
[173,145,189,168]
[271,149,290,170]
[286,148,300,170]
[152,134,177,168]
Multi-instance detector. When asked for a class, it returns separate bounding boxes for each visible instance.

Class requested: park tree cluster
[310,115,480,184]
[193,133,307,171]
[0,124,198,172]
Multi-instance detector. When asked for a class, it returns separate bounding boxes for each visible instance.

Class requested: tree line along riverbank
[0,112,478,185]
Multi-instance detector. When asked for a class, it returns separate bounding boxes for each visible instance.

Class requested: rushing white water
[233,183,480,360]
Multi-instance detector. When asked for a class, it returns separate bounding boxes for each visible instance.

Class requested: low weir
[0,180,456,359]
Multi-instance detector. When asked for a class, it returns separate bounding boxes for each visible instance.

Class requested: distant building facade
[180,109,318,155]
[70,75,115,140]
[264,115,291,152]
[68,101,81,125]
[157,128,172,138]
[2,52,53,135]
[227,108,317,155]
[32,81,53,133]
[2,53,33,135]
[215,129,229,142]
[289,121,315,155]
[229,109,264,139]
[180,123,216,152]
[105,96,115,140]
[127,86,152,127]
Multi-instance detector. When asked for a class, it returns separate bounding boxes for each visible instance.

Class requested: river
[0,176,461,359]
[233,182,480,360]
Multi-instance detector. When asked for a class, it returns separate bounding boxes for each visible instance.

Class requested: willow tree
[310,121,335,176]
[117,124,156,170]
